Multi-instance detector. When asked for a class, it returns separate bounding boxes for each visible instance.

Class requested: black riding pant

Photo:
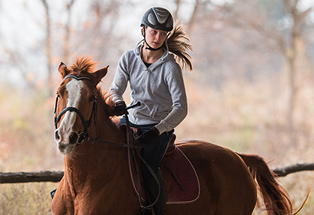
[119,117,173,179]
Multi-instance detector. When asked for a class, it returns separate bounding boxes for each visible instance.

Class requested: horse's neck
[64,106,126,183]
[64,142,126,178]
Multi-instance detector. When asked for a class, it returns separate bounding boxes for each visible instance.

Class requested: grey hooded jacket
[109,44,187,134]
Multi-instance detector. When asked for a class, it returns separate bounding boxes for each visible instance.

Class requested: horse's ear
[93,65,109,84]
[58,62,69,79]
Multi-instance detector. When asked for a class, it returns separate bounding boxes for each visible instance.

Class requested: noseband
[54,74,98,144]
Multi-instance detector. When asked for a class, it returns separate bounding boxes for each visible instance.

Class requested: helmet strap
[144,39,163,51]
[142,27,163,51]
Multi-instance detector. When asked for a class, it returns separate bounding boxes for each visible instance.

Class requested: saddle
[122,125,200,204]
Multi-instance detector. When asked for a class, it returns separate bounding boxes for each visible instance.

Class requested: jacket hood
[134,44,174,63]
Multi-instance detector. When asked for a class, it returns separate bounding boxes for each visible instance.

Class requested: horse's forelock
[69,56,97,74]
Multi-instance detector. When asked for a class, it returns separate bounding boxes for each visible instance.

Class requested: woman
[109,7,192,215]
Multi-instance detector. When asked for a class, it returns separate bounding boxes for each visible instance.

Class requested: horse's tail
[238,153,294,215]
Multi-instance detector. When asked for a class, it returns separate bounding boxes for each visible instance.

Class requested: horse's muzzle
[55,129,79,155]
[55,130,78,145]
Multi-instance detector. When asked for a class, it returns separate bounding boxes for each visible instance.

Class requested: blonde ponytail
[167,21,193,71]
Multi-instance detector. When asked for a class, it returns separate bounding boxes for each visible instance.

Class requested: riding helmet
[141,7,173,32]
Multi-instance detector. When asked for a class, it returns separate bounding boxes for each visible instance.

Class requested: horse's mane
[69,56,97,74]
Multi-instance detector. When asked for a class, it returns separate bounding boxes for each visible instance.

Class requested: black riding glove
[113,101,126,116]
[137,127,160,145]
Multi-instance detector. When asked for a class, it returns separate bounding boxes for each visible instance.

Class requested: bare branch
[40,0,53,96]
[273,163,314,177]
[173,0,181,19]
[63,0,77,63]
[186,0,200,34]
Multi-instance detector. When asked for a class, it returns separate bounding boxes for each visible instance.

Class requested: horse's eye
[89,95,95,102]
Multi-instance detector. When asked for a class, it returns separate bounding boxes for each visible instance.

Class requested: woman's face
[144,26,168,49]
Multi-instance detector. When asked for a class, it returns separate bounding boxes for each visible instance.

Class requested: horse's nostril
[69,132,78,145]
[55,130,60,141]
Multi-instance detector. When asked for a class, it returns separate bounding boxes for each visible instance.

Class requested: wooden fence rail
[0,171,63,184]
[0,163,314,184]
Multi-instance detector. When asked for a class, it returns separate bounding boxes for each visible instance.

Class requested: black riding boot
[146,170,167,215]
[137,208,152,215]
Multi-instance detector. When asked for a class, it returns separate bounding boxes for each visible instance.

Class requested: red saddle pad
[128,135,200,205]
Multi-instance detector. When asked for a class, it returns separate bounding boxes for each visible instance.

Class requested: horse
[51,57,295,215]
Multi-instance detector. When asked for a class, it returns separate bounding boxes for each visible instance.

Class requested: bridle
[54,74,98,144]
[54,74,142,148]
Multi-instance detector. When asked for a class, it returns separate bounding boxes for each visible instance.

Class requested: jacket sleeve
[155,64,188,134]
[109,52,129,103]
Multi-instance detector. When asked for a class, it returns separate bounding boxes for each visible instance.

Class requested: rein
[87,102,143,149]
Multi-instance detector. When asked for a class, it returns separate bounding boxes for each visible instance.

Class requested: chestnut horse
[51,57,294,215]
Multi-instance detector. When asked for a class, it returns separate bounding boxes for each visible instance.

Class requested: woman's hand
[114,101,126,116]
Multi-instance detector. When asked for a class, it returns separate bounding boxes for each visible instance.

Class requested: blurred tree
[173,0,181,18]
[281,0,312,141]
[184,0,313,143]
[186,0,201,34]
[231,0,313,142]
[40,0,53,96]
[0,1,40,90]
[63,0,76,64]
[36,0,132,91]
[59,0,126,71]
